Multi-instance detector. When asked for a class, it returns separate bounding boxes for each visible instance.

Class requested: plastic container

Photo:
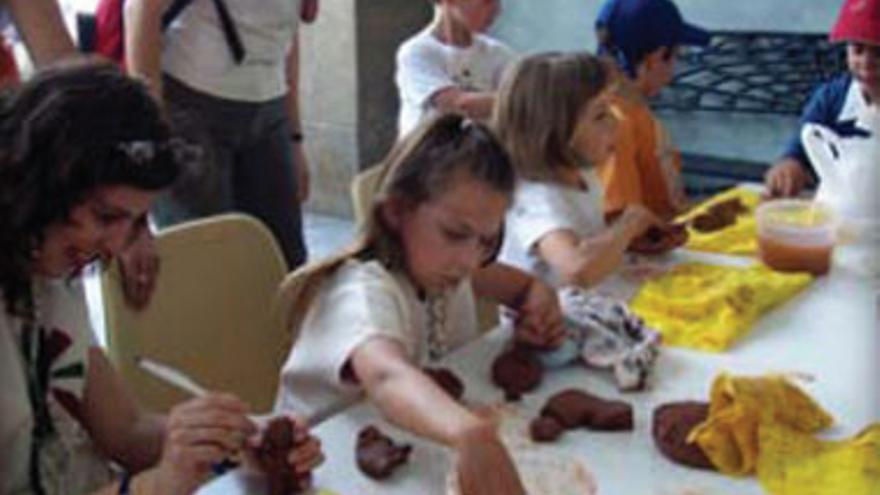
[756,199,836,276]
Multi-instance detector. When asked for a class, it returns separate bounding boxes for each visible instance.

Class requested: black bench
[650,31,847,195]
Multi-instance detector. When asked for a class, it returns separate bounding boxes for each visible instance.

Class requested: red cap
[830,0,880,45]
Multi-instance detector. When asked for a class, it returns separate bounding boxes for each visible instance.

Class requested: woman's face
[569,90,618,166]
[34,185,155,278]
[848,42,880,101]
[384,172,508,293]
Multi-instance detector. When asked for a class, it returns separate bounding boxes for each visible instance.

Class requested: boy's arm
[431,87,496,121]
[125,0,174,99]
[5,0,75,66]
[768,77,848,197]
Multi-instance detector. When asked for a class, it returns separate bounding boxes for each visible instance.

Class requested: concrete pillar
[300,0,432,217]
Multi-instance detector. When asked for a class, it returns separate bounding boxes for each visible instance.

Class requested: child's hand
[765,158,811,197]
[513,280,566,349]
[620,204,663,238]
[245,415,325,492]
[452,420,526,495]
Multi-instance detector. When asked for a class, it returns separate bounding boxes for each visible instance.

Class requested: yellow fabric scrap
[688,373,834,476]
[756,423,880,495]
[678,186,761,255]
[629,263,812,352]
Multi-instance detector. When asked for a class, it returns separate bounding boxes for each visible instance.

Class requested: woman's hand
[117,225,159,311]
[452,420,526,495]
[512,279,566,350]
[151,394,255,495]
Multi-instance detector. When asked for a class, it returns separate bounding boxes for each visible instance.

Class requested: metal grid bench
[651,31,846,194]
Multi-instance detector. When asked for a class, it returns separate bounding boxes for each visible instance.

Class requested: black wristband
[290,131,304,143]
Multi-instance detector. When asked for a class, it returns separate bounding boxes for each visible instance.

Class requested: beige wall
[300,0,431,216]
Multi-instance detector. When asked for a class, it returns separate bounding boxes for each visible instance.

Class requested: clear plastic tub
[756,199,836,276]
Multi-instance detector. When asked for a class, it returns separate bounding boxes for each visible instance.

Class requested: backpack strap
[161,0,196,29]
[161,0,245,64]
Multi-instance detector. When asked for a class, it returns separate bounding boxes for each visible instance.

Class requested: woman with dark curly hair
[0,59,322,495]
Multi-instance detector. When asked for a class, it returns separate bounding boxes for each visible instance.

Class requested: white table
[200,252,879,495]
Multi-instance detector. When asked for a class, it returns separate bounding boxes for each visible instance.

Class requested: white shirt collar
[839,80,872,122]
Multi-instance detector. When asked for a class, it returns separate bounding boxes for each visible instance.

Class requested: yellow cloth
[629,263,812,352]
[688,373,834,476]
[676,186,761,256]
[757,423,880,495]
[686,373,878,494]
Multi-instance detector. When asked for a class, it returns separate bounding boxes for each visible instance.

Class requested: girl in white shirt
[494,52,661,288]
[276,114,565,495]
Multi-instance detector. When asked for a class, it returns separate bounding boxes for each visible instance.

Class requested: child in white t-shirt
[494,52,661,288]
[395,0,515,137]
[275,114,565,495]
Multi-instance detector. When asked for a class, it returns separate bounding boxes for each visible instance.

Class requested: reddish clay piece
[423,367,465,401]
[691,197,749,233]
[356,425,413,480]
[255,417,310,495]
[491,348,543,401]
[629,223,689,255]
[529,415,565,443]
[652,401,716,470]
[540,389,633,431]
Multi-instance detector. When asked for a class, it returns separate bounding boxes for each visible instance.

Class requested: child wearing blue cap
[594,0,711,219]
[395,0,515,138]
[764,0,880,197]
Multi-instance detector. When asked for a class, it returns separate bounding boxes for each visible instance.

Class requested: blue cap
[596,0,710,75]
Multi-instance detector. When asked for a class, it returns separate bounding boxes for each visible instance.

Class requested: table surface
[199,249,879,495]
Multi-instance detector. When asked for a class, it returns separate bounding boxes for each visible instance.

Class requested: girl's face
[35,185,155,278]
[848,42,880,100]
[569,90,618,166]
[449,0,500,33]
[386,172,508,293]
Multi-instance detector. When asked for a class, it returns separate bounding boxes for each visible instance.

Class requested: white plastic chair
[102,213,289,413]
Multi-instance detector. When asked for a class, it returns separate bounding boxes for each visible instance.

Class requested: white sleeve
[506,182,581,255]
[490,41,517,87]
[283,262,416,390]
[396,39,456,112]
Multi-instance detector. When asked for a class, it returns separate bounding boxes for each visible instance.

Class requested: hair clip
[117,140,158,164]
[167,137,203,165]
[116,138,203,166]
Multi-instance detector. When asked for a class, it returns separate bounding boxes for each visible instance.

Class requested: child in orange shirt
[594,0,711,219]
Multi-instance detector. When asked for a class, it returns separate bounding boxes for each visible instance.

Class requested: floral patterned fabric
[0,278,114,495]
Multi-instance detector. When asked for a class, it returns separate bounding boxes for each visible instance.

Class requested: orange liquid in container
[756,199,836,276]
[758,236,832,275]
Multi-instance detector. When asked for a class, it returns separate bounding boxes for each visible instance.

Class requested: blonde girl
[275,114,565,495]
[494,51,661,288]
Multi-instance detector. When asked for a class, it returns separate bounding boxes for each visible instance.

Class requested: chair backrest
[102,213,289,413]
[350,164,384,227]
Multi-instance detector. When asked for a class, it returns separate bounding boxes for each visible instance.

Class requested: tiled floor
[86,212,356,346]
